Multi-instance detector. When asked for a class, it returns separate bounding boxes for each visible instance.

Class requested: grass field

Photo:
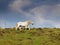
[0,28,60,45]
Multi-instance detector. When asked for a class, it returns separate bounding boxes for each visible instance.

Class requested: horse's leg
[29,27,30,30]
[19,27,22,31]
[25,26,28,30]
[25,26,30,30]
[28,26,30,30]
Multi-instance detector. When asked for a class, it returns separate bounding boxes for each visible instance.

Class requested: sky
[0,0,60,28]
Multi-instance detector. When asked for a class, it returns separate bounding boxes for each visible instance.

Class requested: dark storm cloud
[0,0,60,12]
[22,0,60,11]
[0,0,14,12]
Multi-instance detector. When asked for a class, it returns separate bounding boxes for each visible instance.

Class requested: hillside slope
[0,28,60,45]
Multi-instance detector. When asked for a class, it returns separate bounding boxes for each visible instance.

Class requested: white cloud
[9,0,31,11]
[28,5,60,28]
[8,0,60,28]
[9,0,33,17]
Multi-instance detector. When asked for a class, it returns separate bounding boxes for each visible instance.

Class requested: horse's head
[32,23,34,25]
[27,20,34,25]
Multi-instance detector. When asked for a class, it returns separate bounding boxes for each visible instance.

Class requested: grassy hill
[0,28,60,45]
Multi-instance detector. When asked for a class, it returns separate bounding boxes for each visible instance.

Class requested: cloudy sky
[0,0,60,28]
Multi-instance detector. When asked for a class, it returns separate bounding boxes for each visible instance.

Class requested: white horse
[16,20,33,31]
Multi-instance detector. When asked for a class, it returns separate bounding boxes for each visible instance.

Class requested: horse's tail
[15,23,18,30]
[16,23,18,27]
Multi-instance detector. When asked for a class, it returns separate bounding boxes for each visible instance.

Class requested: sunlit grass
[0,28,60,45]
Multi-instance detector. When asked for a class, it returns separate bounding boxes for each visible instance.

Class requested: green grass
[0,28,60,45]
